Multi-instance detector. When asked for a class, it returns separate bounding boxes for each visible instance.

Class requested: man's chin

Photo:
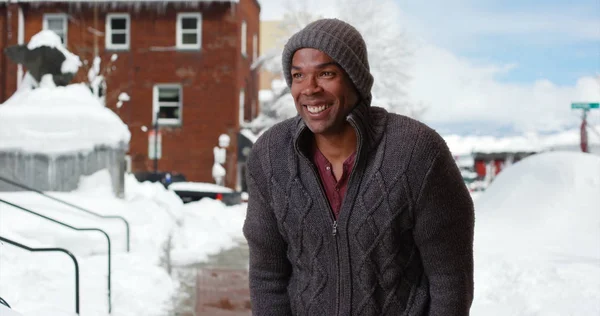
[304,121,328,135]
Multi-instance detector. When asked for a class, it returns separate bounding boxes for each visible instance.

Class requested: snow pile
[168,182,233,193]
[0,305,25,316]
[27,30,81,74]
[0,170,247,316]
[472,151,600,314]
[443,125,600,155]
[0,83,130,154]
[171,199,247,266]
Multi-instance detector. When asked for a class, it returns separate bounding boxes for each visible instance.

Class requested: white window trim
[176,12,202,50]
[239,89,245,125]
[106,13,130,50]
[153,84,183,126]
[43,13,68,46]
[252,33,258,62]
[241,20,247,57]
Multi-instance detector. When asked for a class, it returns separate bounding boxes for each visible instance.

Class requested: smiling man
[243,18,475,316]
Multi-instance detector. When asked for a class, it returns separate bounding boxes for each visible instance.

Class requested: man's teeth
[306,104,330,114]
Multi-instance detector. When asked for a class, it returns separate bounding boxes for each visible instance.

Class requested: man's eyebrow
[316,62,341,69]
[291,62,341,70]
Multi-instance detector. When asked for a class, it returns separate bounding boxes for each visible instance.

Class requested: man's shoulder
[251,117,298,157]
[381,110,447,153]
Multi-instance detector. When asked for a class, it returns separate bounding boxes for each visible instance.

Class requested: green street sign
[571,102,599,110]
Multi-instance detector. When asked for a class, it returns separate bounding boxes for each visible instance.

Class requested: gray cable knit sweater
[243,104,475,316]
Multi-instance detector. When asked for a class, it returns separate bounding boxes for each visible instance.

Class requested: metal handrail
[0,175,130,252]
[0,198,112,313]
[0,235,80,314]
[0,296,11,308]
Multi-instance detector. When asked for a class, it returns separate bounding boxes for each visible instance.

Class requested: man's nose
[302,76,323,95]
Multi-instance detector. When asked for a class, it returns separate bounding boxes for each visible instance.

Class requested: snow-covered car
[168,182,243,206]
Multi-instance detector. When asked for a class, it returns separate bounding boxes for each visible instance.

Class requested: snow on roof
[258,89,274,103]
[240,128,258,143]
[168,181,234,193]
[27,30,82,74]
[443,125,600,155]
[0,83,130,155]
[13,0,238,3]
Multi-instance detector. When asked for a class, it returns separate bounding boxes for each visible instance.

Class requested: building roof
[11,0,239,2]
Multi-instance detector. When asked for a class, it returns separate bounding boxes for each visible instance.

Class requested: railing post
[0,175,131,252]
[0,199,111,314]
[0,236,80,315]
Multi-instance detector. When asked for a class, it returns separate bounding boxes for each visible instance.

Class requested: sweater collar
[293,102,383,158]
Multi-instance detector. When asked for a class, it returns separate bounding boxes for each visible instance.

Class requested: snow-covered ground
[1,152,598,315]
[471,151,600,315]
[0,170,246,316]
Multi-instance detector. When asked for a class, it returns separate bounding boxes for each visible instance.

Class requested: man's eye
[292,73,303,79]
[321,71,335,77]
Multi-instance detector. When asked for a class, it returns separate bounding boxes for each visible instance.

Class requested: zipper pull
[332,221,338,236]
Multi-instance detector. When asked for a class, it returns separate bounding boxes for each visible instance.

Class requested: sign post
[571,102,599,110]
[571,102,599,153]
[148,130,162,161]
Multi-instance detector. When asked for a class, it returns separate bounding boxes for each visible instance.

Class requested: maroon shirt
[312,148,356,219]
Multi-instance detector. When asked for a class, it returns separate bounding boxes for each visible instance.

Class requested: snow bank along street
[1,152,599,315]
[0,171,247,316]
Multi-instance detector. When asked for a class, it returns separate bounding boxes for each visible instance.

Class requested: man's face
[290,48,359,136]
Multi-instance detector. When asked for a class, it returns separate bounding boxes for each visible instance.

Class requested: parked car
[167,182,243,206]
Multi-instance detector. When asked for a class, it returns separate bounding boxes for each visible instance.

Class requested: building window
[153,85,183,126]
[177,13,202,50]
[252,34,258,62]
[239,89,245,125]
[241,20,247,57]
[106,13,130,50]
[43,14,68,45]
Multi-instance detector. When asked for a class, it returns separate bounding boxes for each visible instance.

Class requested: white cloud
[411,42,600,132]
[258,0,600,133]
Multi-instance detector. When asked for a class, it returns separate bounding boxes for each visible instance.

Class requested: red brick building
[0,0,260,190]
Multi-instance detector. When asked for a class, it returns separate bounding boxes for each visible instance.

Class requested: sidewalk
[194,240,251,316]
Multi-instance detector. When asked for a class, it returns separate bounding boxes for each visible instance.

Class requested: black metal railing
[0,175,130,252]
[0,236,80,314]
[0,295,11,308]
[0,198,111,313]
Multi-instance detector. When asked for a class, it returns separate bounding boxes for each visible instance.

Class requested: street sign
[571,102,599,110]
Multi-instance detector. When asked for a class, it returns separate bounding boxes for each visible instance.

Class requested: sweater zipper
[295,115,364,316]
[299,154,341,316]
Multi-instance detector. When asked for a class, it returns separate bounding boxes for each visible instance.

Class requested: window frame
[153,84,183,127]
[176,12,202,50]
[241,20,247,57]
[43,13,68,46]
[105,13,131,51]
[252,33,258,62]
[239,89,245,125]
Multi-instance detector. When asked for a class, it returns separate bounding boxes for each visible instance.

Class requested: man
[243,18,474,316]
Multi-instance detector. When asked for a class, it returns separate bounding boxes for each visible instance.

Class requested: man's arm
[243,158,292,315]
[412,143,475,316]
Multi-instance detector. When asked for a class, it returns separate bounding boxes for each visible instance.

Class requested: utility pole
[153,109,159,174]
[580,109,588,153]
[571,102,599,153]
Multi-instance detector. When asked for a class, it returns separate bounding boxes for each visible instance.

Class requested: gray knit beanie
[282,18,374,106]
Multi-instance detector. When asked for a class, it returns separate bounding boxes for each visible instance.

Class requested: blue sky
[259,0,600,134]
[397,0,599,86]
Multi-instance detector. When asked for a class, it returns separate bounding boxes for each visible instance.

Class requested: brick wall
[0,5,6,101]
[4,1,260,189]
[1,4,19,102]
